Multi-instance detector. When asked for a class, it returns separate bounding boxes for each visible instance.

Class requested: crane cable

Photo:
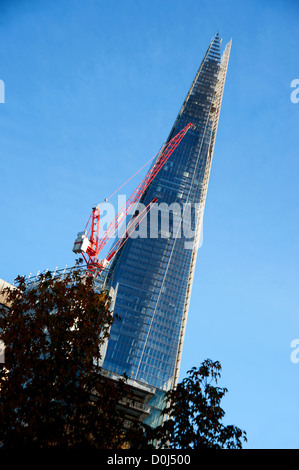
[104,148,163,202]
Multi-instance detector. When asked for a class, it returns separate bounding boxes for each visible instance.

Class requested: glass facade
[103,34,231,391]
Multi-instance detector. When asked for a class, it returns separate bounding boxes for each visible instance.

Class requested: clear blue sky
[0,0,298,449]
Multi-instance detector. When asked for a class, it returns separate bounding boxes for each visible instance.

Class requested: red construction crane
[104,196,158,266]
[73,122,194,273]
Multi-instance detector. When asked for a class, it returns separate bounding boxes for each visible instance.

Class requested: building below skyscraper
[102,33,231,410]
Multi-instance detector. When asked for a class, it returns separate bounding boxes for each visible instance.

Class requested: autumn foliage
[0,269,149,449]
[154,359,247,449]
[0,268,246,449]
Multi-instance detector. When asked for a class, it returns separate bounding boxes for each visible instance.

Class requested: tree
[0,268,151,449]
[0,269,246,450]
[153,359,247,449]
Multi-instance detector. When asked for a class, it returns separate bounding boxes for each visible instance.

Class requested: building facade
[103,34,231,396]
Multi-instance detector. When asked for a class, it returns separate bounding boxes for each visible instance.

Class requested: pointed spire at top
[206,33,221,63]
[213,32,222,47]
[217,32,223,45]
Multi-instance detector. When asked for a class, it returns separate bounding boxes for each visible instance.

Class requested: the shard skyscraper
[103,34,231,397]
